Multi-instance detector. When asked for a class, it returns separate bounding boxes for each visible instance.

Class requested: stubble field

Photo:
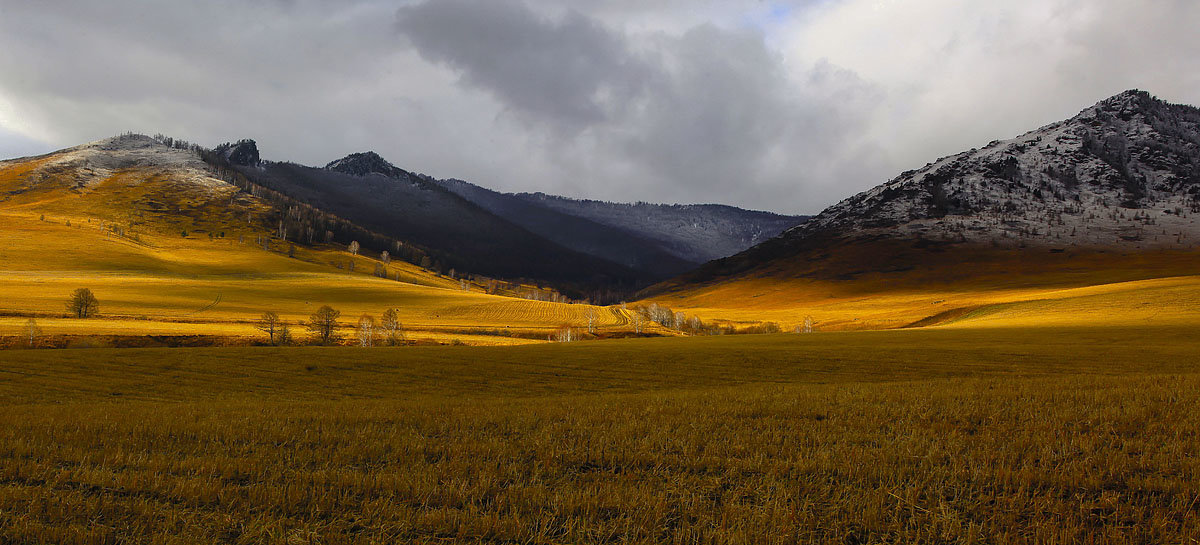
[2,327,1199,544]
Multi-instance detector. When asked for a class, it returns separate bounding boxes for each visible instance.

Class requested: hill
[0,134,656,345]
[646,90,1200,330]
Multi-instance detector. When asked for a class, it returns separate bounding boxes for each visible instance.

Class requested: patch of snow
[33,134,233,193]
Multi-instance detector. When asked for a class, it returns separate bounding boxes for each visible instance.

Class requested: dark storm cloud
[396,0,650,130]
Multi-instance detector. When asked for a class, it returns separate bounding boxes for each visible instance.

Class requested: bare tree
[380,308,404,346]
[24,318,42,348]
[277,321,293,346]
[630,311,644,334]
[380,250,391,264]
[585,308,597,334]
[348,240,360,256]
[67,288,99,318]
[307,305,341,345]
[801,315,815,334]
[553,325,574,342]
[357,314,377,347]
[257,311,282,345]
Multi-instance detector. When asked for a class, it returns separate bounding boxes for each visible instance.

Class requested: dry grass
[2,327,1199,543]
[647,240,1200,331]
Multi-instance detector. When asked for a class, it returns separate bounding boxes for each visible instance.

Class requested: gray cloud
[396,0,650,131]
[393,0,882,208]
[0,0,1198,213]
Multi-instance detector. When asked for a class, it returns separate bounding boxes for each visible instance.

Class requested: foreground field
[2,327,1199,543]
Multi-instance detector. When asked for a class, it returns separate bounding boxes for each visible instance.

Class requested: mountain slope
[782,89,1200,249]
[0,135,656,344]
[646,90,1200,330]
[436,178,696,276]
[208,142,647,291]
[512,192,807,263]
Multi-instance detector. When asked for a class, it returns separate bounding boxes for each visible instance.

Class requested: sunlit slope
[0,140,637,342]
[646,239,1200,330]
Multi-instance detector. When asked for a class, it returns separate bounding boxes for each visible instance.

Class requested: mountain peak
[325,151,407,178]
[213,139,260,167]
[775,90,1200,251]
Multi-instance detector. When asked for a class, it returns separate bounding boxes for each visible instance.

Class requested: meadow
[2,327,1199,544]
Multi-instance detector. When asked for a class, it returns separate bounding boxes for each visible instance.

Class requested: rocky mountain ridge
[788,90,1200,250]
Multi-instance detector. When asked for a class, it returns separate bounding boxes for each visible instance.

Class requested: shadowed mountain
[512,192,807,264]
[436,179,697,277]
[207,142,646,293]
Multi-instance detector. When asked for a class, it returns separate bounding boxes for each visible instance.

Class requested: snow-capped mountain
[648,90,1200,294]
[790,90,1200,250]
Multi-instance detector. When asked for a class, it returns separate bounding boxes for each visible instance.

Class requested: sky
[1,1,1197,214]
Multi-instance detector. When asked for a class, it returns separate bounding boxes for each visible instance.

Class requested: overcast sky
[1,1,1197,214]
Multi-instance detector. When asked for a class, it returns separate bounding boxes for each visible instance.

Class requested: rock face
[787,90,1200,250]
[325,151,408,178]
[213,139,260,167]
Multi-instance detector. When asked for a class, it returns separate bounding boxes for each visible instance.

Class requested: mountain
[211,141,804,295]
[436,179,697,277]
[779,89,1200,250]
[511,193,806,264]
[645,90,1200,328]
[207,141,649,294]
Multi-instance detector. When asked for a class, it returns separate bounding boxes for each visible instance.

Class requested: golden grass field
[5,145,1200,543]
[3,327,1200,543]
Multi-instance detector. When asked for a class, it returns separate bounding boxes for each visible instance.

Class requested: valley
[3,90,1200,544]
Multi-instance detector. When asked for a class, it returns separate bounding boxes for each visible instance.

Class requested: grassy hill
[643,237,1200,331]
[0,136,650,345]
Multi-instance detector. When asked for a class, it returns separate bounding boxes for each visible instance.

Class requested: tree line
[256,306,405,347]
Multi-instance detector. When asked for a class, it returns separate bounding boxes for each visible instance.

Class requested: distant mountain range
[652,90,1200,294]
[203,139,804,295]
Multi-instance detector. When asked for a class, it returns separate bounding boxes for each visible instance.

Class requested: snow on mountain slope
[789,90,1200,250]
[16,134,229,193]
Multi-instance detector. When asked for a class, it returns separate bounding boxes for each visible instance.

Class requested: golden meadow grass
[5,147,1200,544]
[2,327,1200,544]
